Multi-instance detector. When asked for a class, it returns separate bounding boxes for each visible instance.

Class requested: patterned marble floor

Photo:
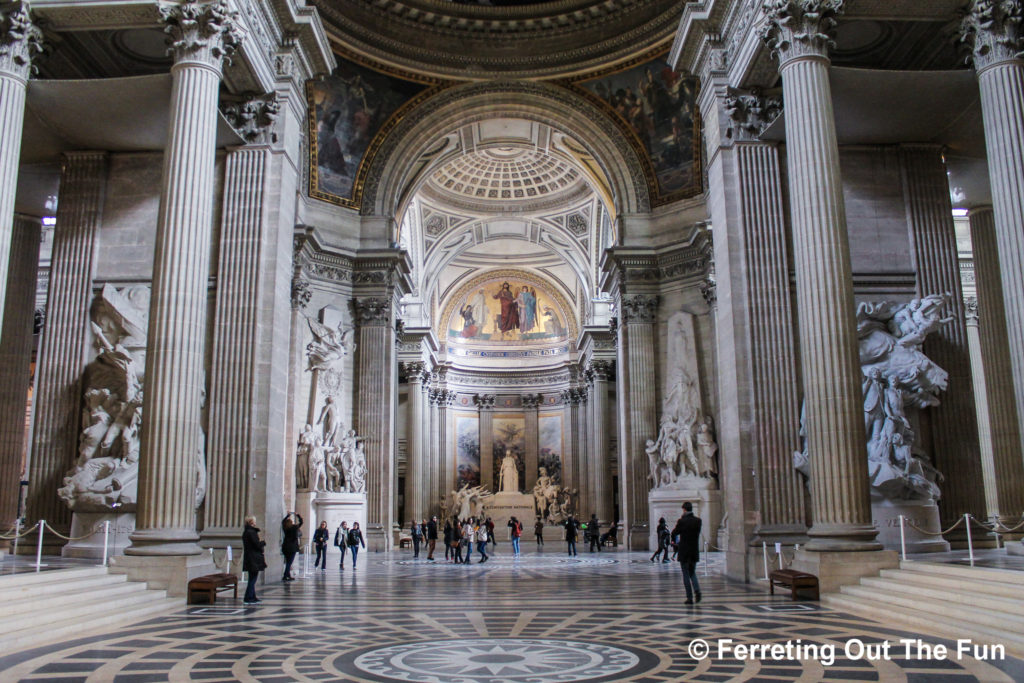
[2,547,1022,682]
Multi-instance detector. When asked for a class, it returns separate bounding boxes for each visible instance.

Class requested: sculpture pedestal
[61,511,135,560]
[871,497,950,553]
[485,492,535,539]
[648,482,722,551]
[313,492,367,554]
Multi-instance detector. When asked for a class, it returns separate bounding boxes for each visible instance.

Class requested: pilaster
[474,393,496,491]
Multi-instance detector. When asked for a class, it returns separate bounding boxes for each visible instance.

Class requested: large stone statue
[445,484,494,520]
[316,396,339,446]
[305,316,354,372]
[340,429,367,493]
[497,449,520,493]
[295,424,316,490]
[532,466,575,524]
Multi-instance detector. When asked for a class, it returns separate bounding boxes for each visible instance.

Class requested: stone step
[824,594,1024,658]
[838,584,1024,633]
[0,566,108,588]
[4,577,148,615]
[2,596,181,654]
[857,575,1024,615]
[900,560,1024,585]
[0,583,168,635]
[878,568,1022,598]
[0,571,129,602]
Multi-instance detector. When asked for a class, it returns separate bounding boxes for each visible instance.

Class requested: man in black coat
[426,516,438,561]
[671,501,702,604]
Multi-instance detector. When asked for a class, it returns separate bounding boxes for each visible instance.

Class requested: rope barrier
[903,516,964,536]
[40,520,103,542]
[970,517,1024,534]
[0,522,39,540]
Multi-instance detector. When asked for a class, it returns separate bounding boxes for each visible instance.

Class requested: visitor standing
[534,519,544,547]
[281,512,303,581]
[563,515,579,557]
[347,522,366,570]
[451,519,463,564]
[334,521,350,570]
[508,516,523,556]
[444,519,454,562]
[461,519,474,564]
[427,516,438,561]
[672,502,702,604]
[242,515,266,604]
[477,522,490,563]
[410,518,424,558]
[313,520,329,571]
[485,517,496,548]
[650,517,671,562]
[586,514,601,552]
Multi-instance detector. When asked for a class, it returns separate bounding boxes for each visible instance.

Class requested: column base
[61,511,135,560]
[790,547,899,594]
[365,524,390,552]
[805,522,883,552]
[125,527,203,556]
[628,523,649,551]
[752,523,810,546]
[109,552,217,597]
[873,499,949,553]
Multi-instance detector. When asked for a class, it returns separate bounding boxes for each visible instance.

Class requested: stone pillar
[573,386,590,516]
[961,2,1024,467]
[426,386,441,516]
[762,1,880,552]
[352,297,397,550]
[474,393,495,491]
[899,145,987,529]
[561,390,578,499]
[128,2,241,556]
[0,215,41,531]
[588,360,613,524]
[403,363,425,522]
[620,294,659,550]
[522,394,541,491]
[0,3,42,342]
[968,207,1024,524]
[27,152,108,543]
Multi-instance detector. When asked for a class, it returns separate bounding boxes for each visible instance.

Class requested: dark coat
[410,522,423,539]
[281,514,303,554]
[242,524,266,574]
[313,526,329,548]
[563,518,580,541]
[672,512,702,564]
[427,519,438,540]
[347,528,366,549]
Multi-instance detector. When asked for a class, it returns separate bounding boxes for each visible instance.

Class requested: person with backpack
[313,520,329,571]
[334,521,350,570]
[347,522,366,570]
[508,516,523,556]
[563,515,580,557]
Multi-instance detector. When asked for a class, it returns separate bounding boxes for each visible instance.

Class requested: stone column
[968,207,1024,524]
[522,394,541,491]
[27,152,108,543]
[352,297,397,550]
[403,363,425,522]
[961,2,1024,466]
[0,215,41,531]
[573,386,590,515]
[128,2,241,556]
[762,1,880,552]
[0,3,42,342]
[899,145,987,529]
[620,294,659,550]
[560,390,578,499]
[588,360,613,524]
[474,393,495,491]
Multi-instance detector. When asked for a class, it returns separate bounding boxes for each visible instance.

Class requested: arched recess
[360,80,652,229]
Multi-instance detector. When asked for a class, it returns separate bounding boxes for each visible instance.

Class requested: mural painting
[580,57,699,198]
[308,58,425,206]
[447,276,569,344]
[454,413,480,488]
[492,415,526,492]
[538,413,563,484]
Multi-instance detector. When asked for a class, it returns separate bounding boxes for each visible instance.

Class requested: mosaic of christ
[448,279,568,343]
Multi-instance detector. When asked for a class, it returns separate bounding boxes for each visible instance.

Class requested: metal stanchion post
[899,515,907,562]
[965,514,974,566]
[35,520,45,571]
[304,544,310,576]
[762,541,768,580]
[703,541,708,576]
[226,544,233,571]
[13,519,20,557]
[102,520,110,567]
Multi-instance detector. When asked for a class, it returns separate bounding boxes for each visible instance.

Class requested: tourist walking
[461,519,474,564]
[485,517,497,548]
[427,516,438,561]
[563,515,579,557]
[586,514,602,552]
[534,519,544,547]
[242,515,266,604]
[444,519,454,562]
[651,518,670,563]
[451,519,463,563]
[672,502,703,604]
[410,518,424,558]
[509,516,523,556]
[281,512,303,581]
[477,522,490,563]
[347,522,366,570]
[313,520,329,571]
[334,521,350,569]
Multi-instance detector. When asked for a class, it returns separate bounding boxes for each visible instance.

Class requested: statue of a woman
[498,449,519,493]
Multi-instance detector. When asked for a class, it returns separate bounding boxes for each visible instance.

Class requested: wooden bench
[769,569,820,601]
[187,573,239,605]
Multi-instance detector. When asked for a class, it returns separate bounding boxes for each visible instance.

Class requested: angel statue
[305,317,354,372]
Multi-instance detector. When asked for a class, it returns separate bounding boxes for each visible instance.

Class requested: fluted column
[561,391,577,498]
[574,387,590,515]
[620,294,658,550]
[588,361,613,523]
[522,394,541,491]
[352,297,397,549]
[961,2,1024,470]
[899,145,987,527]
[128,2,241,556]
[403,364,425,522]
[426,386,441,516]
[475,394,495,491]
[968,208,1024,524]
[0,215,41,531]
[0,3,42,342]
[27,152,108,541]
[763,0,880,551]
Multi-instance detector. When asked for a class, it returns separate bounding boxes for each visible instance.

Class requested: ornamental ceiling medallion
[439,269,577,348]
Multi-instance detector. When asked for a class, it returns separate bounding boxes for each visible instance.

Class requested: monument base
[109,552,216,597]
[790,548,899,594]
[648,485,722,551]
[871,498,950,553]
[313,491,368,553]
[485,492,535,539]
[62,511,136,560]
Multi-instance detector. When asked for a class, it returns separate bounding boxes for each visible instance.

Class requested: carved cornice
[0,2,43,81]
[351,297,392,327]
[159,0,243,69]
[760,0,843,66]
[221,92,280,145]
[724,88,783,141]
[960,0,1024,72]
[621,294,660,323]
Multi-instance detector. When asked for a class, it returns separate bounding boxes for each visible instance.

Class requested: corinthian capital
[724,88,783,140]
[620,294,659,323]
[351,297,392,326]
[222,92,280,144]
[760,0,844,65]
[960,0,1024,72]
[159,0,242,69]
[0,2,43,81]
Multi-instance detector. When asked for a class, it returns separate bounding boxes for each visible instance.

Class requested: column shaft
[27,152,107,538]
[427,390,441,516]
[621,300,658,549]
[589,369,612,523]
[0,215,41,529]
[523,402,539,492]
[478,400,494,491]
[405,373,424,521]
